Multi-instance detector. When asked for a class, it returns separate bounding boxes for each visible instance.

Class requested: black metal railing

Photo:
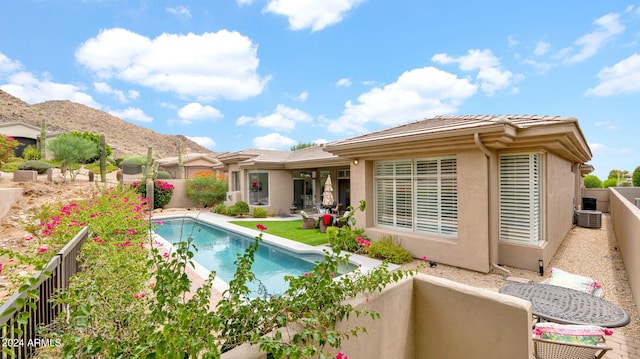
[0,227,89,358]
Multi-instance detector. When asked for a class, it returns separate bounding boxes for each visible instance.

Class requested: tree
[68,131,113,163]
[185,170,228,207]
[0,134,19,166]
[607,169,628,180]
[583,174,602,188]
[290,142,317,151]
[633,166,640,187]
[48,133,99,181]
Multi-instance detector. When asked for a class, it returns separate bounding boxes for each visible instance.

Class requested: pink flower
[330,273,335,277]
[155,220,165,226]
[163,252,169,258]
[256,224,268,231]
[303,272,309,277]
[336,352,349,359]
[604,329,614,336]
[24,236,33,241]
[0,263,3,274]
[421,256,427,261]
[37,247,48,253]
[128,229,137,234]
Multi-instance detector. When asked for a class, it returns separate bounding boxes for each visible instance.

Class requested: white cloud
[0,52,22,74]
[186,136,217,149]
[236,104,313,131]
[296,91,308,101]
[327,66,477,134]
[336,78,352,87]
[507,35,518,47]
[589,142,633,155]
[432,49,515,95]
[585,53,640,96]
[1,71,100,108]
[93,81,136,103]
[557,13,624,64]
[177,102,223,124]
[252,132,297,149]
[109,107,153,123]
[75,28,269,101]
[534,41,550,56]
[237,0,253,5]
[264,0,364,32]
[166,5,191,19]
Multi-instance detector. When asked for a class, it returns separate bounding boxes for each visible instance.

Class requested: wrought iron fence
[0,226,89,358]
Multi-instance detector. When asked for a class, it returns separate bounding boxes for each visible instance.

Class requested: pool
[153,215,369,297]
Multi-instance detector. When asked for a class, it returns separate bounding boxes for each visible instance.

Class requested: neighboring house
[216,146,351,215]
[0,121,65,158]
[157,152,223,179]
[323,115,593,273]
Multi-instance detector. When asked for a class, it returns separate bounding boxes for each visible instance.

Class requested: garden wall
[222,274,532,359]
[163,179,196,209]
[0,188,22,220]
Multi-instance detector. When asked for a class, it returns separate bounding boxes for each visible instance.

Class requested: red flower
[256,224,268,231]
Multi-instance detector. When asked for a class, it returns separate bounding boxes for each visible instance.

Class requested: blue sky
[1,1,639,179]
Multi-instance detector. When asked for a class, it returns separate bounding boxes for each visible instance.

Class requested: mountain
[0,90,215,159]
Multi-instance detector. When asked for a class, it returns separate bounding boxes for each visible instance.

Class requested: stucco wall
[358,151,492,273]
[0,188,22,221]
[264,170,294,215]
[164,179,196,208]
[221,274,532,359]
[609,188,640,313]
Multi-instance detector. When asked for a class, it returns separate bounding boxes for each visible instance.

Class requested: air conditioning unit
[576,210,601,229]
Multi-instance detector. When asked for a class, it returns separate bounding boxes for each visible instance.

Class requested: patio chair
[533,337,611,359]
[532,322,613,359]
[542,268,604,297]
[330,202,343,216]
[300,211,317,229]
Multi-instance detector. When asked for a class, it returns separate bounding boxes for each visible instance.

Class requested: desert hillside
[0,89,215,158]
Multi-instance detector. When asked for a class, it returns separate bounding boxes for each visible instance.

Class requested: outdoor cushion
[533,322,612,346]
[547,268,602,295]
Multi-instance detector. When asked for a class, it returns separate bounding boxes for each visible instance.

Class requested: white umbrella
[322,175,334,207]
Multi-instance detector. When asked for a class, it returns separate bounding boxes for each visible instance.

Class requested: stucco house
[323,115,593,273]
[216,146,351,215]
[0,121,65,158]
[157,152,223,179]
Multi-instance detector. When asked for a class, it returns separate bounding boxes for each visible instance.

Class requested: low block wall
[0,188,22,220]
[222,274,532,359]
[609,188,640,314]
[13,170,37,182]
[164,179,196,209]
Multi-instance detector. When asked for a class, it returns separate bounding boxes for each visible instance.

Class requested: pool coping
[152,212,399,295]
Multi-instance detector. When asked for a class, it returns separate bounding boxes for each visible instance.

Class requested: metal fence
[0,226,89,359]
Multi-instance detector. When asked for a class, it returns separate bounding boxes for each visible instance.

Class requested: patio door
[293,178,315,210]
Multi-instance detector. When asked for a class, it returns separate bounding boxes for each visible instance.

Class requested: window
[499,153,542,244]
[248,171,269,206]
[375,157,457,236]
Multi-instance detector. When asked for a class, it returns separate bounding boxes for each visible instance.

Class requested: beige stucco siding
[265,170,294,215]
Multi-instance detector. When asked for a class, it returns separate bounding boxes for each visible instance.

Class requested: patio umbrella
[322,175,334,207]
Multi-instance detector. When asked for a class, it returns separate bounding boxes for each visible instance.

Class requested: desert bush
[0,134,19,165]
[1,158,24,172]
[17,160,52,174]
[156,170,172,179]
[21,145,40,160]
[130,180,175,209]
[186,171,228,207]
[212,203,227,214]
[228,201,249,217]
[252,207,268,218]
[367,236,414,264]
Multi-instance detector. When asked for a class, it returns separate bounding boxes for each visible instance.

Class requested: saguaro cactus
[141,146,158,213]
[99,134,107,183]
[40,118,47,160]
[177,139,184,179]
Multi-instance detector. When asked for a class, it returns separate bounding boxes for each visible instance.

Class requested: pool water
[154,218,348,296]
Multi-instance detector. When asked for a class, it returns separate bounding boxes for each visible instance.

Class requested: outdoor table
[499,282,630,328]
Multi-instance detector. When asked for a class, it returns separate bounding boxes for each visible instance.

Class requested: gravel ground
[403,213,639,340]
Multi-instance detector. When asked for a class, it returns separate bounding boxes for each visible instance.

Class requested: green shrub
[603,178,618,188]
[21,145,40,160]
[583,174,602,188]
[212,203,228,214]
[229,201,250,217]
[130,180,175,209]
[17,160,52,174]
[1,158,23,172]
[252,207,268,218]
[633,166,640,187]
[85,161,119,174]
[157,170,172,179]
[367,236,414,264]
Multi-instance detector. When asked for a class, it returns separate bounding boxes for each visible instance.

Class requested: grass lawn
[229,220,329,246]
